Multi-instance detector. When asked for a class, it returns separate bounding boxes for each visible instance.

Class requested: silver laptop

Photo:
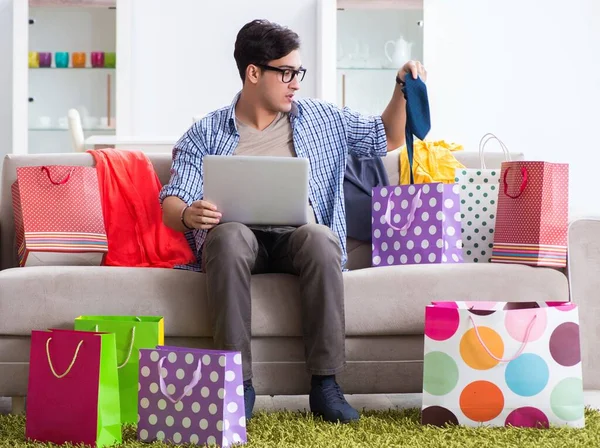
[203,155,310,226]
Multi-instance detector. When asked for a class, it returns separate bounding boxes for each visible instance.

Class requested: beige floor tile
[585,390,600,409]
[254,395,275,412]
[270,395,310,412]
[344,394,394,411]
[387,393,422,409]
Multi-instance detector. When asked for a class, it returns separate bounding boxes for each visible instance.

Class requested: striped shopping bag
[12,165,108,266]
[490,161,568,267]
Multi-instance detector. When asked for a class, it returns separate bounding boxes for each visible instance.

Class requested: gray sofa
[1,149,597,414]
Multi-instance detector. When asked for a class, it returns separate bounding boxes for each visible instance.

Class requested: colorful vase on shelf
[73,52,86,68]
[91,51,105,68]
[28,52,39,68]
[38,52,52,68]
[104,52,116,68]
[55,52,69,68]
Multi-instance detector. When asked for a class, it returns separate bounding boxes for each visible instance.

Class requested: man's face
[255,50,303,113]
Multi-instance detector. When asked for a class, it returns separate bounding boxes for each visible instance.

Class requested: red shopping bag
[26,329,121,447]
[11,166,108,266]
[491,161,568,267]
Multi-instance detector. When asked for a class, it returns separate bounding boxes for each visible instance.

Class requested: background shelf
[29,67,115,70]
[337,67,398,71]
[29,127,115,132]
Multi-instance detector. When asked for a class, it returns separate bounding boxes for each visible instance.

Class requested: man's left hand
[398,60,427,83]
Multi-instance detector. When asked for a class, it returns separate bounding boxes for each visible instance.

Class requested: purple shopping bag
[137,346,246,447]
[372,183,463,266]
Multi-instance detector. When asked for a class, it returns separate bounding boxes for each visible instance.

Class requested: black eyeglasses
[256,64,307,83]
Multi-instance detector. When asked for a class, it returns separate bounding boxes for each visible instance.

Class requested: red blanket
[90,148,194,268]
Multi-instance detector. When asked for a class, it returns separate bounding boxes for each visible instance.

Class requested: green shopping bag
[74,316,164,424]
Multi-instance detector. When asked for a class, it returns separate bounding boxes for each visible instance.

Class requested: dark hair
[234,19,300,82]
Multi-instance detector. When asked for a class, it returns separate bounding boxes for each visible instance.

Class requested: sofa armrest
[568,218,600,389]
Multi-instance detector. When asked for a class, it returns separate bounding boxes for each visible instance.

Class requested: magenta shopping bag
[372,183,463,266]
[138,346,246,447]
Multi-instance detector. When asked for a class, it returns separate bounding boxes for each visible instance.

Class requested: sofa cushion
[0,263,567,338]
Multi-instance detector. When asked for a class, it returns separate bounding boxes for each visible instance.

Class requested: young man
[160,19,426,423]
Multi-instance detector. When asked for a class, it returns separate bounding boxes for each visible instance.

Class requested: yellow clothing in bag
[399,140,465,185]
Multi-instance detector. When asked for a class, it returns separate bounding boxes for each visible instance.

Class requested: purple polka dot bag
[371,183,463,266]
[137,347,246,447]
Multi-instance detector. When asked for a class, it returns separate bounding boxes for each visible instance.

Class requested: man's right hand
[183,200,222,230]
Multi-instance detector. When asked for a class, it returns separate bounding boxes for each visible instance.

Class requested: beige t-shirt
[234,113,316,224]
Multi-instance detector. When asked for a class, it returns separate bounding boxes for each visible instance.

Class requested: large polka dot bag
[455,134,511,263]
[138,347,246,447]
[491,161,569,267]
[422,301,584,428]
[371,183,463,266]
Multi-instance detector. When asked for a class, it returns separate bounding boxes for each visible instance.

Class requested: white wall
[118,0,321,138]
[0,0,26,160]
[424,0,600,217]
[11,0,28,156]
[0,0,13,166]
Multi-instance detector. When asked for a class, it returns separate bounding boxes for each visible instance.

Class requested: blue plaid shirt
[159,93,388,270]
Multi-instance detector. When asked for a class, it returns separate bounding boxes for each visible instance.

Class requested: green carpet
[1,408,599,447]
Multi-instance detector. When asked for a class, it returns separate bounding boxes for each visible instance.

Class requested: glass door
[336,0,424,116]
[28,1,117,153]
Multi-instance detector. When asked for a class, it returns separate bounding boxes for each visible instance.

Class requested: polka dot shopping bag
[11,166,107,266]
[422,301,584,428]
[371,183,463,266]
[455,134,510,263]
[137,347,246,447]
[490,160,569,267]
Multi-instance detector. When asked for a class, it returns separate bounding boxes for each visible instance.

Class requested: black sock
[312,374,335,384]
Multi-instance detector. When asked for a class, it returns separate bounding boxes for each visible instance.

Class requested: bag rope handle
[503,166,528,199]
[41,166,74,185]
[94,325,136,369]
[478,133,512,169]
[158,356,203,404]
[46,338,84,379]
[384,189,422,232]
[469,314,537,362]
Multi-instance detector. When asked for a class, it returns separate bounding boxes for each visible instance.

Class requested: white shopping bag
[421,301,584,428]
[455,134,510,263]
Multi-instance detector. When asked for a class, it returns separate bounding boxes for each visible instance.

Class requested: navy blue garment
[402,75,431,184]
[343,75,430,242]
[344,153,389,242]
